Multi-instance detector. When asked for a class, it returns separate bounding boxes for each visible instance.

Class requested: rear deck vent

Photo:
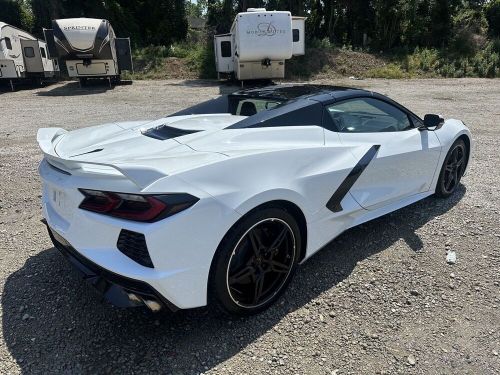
[117,230,154,268]
[142,125,200,140]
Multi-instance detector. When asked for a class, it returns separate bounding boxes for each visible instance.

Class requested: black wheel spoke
[253,275,265,303]
[229,265,255,284]
[265,259,290,274]
[269,226,288,251]
[248,229,263,256]
[453,168,459,186]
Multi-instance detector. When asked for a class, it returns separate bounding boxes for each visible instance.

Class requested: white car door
[324,97,442,210]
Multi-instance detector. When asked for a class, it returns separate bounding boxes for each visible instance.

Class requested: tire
[209,207,301,316]
[435,139,467,198]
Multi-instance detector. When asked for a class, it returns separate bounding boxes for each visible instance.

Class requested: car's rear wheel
[210,207,301,315]
[435,139,467,197]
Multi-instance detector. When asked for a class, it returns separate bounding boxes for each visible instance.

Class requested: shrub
[366,64,406,79]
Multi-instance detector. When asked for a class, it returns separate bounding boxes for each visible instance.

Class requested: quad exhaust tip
[128,292,162,312]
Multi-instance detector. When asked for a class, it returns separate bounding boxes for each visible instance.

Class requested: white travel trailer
[43,18,133,86]
[0,22,58,90]
[214,8,306,81]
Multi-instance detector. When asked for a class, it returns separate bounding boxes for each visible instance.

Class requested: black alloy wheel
[436,139,468,197]
[210,208,301,315]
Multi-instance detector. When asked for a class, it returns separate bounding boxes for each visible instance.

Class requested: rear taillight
[78,189,199,222]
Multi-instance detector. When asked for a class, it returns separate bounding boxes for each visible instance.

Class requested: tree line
[1,0,499,52]
[1,0,188,46]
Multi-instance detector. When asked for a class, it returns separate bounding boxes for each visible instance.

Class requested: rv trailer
[43,18,133,86]
[0,22,58,91]
[214,8,306,81]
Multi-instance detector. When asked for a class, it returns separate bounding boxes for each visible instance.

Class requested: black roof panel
[232,84,371,102]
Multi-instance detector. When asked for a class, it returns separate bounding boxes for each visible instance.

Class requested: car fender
[430,119,473,190]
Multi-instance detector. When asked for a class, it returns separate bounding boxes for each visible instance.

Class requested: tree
[186,0,207,18]
[1,0,33,31]
[485,0,500,37]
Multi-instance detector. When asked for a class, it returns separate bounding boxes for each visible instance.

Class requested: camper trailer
[0,22,58,90]
[43,18,133,86]
[214,8,306,81]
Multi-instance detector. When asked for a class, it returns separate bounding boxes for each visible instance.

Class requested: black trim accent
[142,125,200,140]
[47,161,72,176]
[326,145,380,212]
[45,225,179,311]
[70,148,103,157]
[117,229,153,268]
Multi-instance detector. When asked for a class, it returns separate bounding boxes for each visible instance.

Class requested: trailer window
[24,47,35,58]
[40,47,47,58]
[221,41,232,58]
[293,29,300,42]
[5,37,12,50]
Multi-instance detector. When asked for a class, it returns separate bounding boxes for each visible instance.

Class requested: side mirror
[421,114,445,130]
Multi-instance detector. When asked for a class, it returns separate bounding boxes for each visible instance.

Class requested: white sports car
[37,85,472,315]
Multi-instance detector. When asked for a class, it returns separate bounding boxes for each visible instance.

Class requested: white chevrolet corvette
[37,85,472,315]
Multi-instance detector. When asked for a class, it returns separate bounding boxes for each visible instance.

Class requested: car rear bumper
[46,222,178,312]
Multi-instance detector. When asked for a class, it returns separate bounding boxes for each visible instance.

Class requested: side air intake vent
[117,230,154,268]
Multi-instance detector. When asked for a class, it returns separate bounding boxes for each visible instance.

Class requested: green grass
[366,64,408,79]
[375,40,500,79]
[124,38,500,80]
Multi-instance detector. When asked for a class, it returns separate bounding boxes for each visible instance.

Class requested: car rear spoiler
[37,128,168,190]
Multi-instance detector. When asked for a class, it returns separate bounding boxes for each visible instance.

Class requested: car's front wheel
[435,139,468,197]
[210,207,301,315]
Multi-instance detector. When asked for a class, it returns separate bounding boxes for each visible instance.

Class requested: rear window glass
[40,47,47,58]
[168,95,284,117]
[232,98,281,116]
[293,29,300,42]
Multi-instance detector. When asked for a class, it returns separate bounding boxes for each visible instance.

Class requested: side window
[40,47,47,58]
[292,29,300,42]
[327,97,413,132]
[5,37,12,50]
[24,46,35,58]
[221,41,232,58]
[410,114,424,128]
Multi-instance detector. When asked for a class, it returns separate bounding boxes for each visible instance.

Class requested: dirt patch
[287,48,390,80]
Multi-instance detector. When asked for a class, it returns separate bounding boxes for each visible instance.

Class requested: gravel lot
[0,78,499,375]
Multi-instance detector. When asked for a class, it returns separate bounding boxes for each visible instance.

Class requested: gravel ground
[0,78,499,375]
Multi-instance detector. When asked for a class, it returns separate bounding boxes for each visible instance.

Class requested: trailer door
[292,17,306,56]
[214,35,234,73]
[21,39,44,73]
[116,38,133,72]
